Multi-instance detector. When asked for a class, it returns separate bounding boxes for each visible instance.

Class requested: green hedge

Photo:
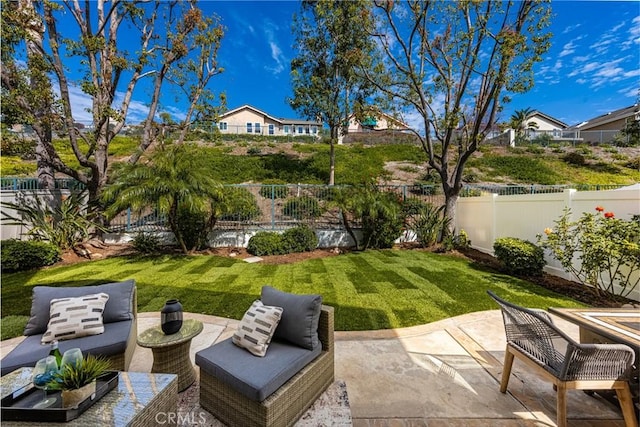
[1,239,61,272]
[493,237,545,276]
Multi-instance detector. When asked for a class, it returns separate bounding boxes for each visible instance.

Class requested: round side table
[137,318,203,392]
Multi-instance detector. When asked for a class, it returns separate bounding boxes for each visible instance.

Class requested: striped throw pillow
[232,300,283,357]
[41,293,110,344]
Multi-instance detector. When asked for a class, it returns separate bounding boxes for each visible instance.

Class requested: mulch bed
[459,248,638,308]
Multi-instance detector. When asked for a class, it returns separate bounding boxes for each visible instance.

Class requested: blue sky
[65,1,639,129]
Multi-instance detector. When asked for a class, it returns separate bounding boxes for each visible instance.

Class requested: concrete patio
[1,310,632,426]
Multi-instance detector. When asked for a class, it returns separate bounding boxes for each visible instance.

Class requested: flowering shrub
[538,207,640,297]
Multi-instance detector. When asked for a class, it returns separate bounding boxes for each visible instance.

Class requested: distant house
[212,105,322,138]
[565,104,639,144]
[345,111,411,133]
[523,110,568,134]
[488,110,569,146]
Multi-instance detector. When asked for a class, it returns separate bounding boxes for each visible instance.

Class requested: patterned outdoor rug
[177,378,352,426]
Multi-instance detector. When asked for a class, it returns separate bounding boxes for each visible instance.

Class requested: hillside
[1,137,639,186]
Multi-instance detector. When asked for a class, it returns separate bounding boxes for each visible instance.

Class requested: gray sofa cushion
[261,286,322,350]
[1,320,133,376]
[196,337,322,402]
[24,280,135,336]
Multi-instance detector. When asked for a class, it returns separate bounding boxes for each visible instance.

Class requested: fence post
[271,185,275,230]
[126,208,131,231]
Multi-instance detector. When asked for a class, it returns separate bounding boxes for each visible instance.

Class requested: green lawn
[0,249,585,339]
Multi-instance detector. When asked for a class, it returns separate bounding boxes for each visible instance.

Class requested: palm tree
[103,144,223,254]
[509,108,539,142]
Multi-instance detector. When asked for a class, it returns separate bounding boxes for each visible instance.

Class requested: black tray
[1,371,119,422]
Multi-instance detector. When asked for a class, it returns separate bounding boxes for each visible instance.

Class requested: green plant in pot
[47,355,112,408]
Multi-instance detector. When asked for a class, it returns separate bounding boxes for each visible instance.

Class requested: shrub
[218,187,260,221]
[132,232,161,254]
[493,237,545,276]
[259,180,289,199]
[283,196,322,220]
[562,151,586,166]
[360,191,404,250]
[247,232,287,256]
[247,146,262,156]
[282,225,318,253]
[1,239,60,272]
[1,191,104,250]
[411,204,450,247]
[538,207,640,297]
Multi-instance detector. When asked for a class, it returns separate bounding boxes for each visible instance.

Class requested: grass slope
[1,250,584,339]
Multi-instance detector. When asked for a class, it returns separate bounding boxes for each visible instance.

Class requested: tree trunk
[442,187,459,238]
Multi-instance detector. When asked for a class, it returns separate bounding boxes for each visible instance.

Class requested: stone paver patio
[0,310,632,426]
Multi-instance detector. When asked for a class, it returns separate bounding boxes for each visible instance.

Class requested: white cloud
[562,23,581,34]
[262,21,286,74]
[558,41,575,58]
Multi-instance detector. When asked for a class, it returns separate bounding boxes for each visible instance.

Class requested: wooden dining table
[548,307,640,350]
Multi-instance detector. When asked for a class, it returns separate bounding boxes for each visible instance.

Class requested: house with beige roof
[213,105,322,138]
[566,104,638,144]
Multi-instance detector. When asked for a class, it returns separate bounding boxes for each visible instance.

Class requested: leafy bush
[247,232,287,256]
[1,127,36,159]
[282,225,318,252]
[247,146,262,156]
[1,191,104,250]
[218,187,260,221]
[624,157,640,170]
[360,191,404,249]
[411,204,450,247]
[259,180,289,199]
[562,151,586,166]
[538,207,640,297]
[493,237,545,276]
[132,232,161,254]
[283,196,322,220]
[1,239,60,272]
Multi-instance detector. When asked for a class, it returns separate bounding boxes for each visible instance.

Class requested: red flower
[595,206,604,212]
[604,212,615,219]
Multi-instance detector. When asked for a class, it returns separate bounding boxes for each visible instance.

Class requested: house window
[305,126,310,134]
[246,123,252,133]
[311,126,318,135]
[284,125,290,134]
[255,123,261,134]
[220,122,227,131]
[268,124,274,135]
[297,126,304,134]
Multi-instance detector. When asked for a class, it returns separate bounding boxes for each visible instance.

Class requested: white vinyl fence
[455,186,640,301]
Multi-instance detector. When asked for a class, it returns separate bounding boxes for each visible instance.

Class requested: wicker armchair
[487,291,637,427]
[198,305,335,427]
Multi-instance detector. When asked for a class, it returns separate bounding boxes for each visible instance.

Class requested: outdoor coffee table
[137,318,203,392]
[1,368,177,426]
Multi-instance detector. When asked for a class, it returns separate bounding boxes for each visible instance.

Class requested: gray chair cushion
[261,286,322,350]
[196,337,322,402]
[1,320,133,376]
[24,280,135,336]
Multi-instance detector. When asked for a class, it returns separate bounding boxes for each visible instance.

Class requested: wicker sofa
[488,291,637,427]
[196,287,334,427]
[1,280,137,376]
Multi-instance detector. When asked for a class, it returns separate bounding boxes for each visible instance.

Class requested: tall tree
[3,1,224,208]
[1,0,59,189]
[361,1,551,230]
[289,0,378,185]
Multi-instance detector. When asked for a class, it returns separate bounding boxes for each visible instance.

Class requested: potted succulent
[47,355,112,408]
